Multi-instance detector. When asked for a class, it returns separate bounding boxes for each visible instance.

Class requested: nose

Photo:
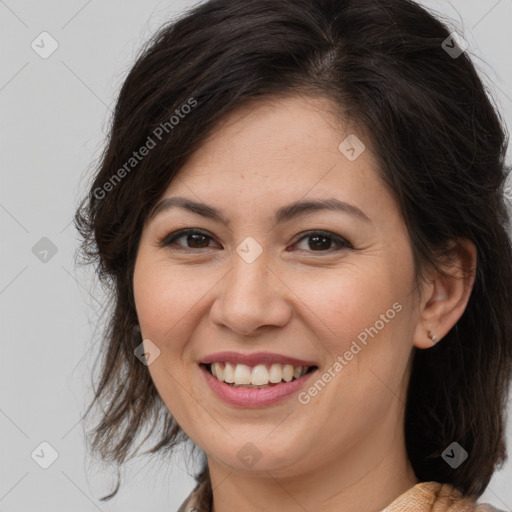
[209,251,292,336]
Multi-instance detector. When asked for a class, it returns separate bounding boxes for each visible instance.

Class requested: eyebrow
[148,196,371,225]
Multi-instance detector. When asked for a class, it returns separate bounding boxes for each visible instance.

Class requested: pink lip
[200,364,318,408]
[200,351,317,367]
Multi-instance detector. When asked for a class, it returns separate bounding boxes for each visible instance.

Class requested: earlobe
[413,238,477,350]
[426,330,439,345]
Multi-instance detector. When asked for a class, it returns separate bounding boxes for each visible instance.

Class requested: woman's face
[133,95,424,480]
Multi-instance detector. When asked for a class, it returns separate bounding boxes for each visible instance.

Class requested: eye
[159,228,353,253]
[160,228,218,250]
[290,230,353,253]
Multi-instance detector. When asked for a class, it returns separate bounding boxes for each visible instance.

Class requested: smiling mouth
[202,362,318,389]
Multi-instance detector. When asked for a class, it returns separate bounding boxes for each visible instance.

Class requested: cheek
[133,255,210,340]
[132,257,202,419]
[288,262,401,352]
[133,262,171,337]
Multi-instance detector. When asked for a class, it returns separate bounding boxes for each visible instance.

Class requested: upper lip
[200,351,318,367]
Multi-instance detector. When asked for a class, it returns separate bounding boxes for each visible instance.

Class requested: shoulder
[176,481,209,512]
[382,481,507,512]
[176,490,200,512]
[176,496,198,512]
[474,503,507,512]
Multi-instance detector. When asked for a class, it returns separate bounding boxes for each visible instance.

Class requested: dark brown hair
[74,0,512,503]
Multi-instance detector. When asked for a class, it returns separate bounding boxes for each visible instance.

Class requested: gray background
[1,0,511,510]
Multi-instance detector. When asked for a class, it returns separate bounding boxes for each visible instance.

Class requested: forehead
[162,95,391,217]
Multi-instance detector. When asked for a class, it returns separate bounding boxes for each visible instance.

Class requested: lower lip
[200,364,317,408]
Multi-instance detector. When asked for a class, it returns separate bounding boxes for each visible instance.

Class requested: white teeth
[269,363,283,383]
[251,364,270,385]
[282,364,294,382]
[209,362,311,386]
[223,362,235,383]
[233,364,252,384]
[212,362,224,381]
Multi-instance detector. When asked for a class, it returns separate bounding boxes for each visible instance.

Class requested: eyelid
[159,227,354,252]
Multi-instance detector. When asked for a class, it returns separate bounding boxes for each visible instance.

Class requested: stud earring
[427,329,438,344]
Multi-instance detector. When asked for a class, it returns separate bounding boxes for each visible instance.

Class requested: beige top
[177,480,505,512]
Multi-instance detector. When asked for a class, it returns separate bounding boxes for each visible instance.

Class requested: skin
[133,94,477,512]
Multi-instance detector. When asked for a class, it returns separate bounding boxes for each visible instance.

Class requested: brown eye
[292,231,352,253]
[161,229,218,250]
[185,232,210,248]
[160,228,352,254]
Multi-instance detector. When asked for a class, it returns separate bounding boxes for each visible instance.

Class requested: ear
[413,238,477,349]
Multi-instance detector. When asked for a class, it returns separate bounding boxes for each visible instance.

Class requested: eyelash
[159,228,354,254]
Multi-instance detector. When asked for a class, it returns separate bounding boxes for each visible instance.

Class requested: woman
[74,0,512,510]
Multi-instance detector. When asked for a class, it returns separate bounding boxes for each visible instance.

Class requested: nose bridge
[210,244,291,334]
[226,247,274,313]
[232,246,270,295]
